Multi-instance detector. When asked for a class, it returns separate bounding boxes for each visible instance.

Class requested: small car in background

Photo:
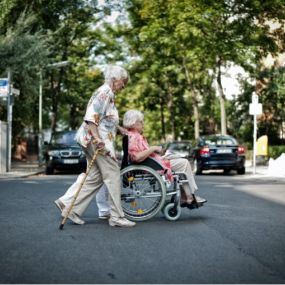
[192,134,246,175]
[43,130,86,174]
[165,140,193,160]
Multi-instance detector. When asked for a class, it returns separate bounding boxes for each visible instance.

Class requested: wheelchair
[120,136,204,222]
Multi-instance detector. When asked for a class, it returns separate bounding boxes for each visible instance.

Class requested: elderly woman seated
[122,110,206,205]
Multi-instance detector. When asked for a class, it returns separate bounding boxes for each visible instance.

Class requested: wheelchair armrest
[134,157,165,171]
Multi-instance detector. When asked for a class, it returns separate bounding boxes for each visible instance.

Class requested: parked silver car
[165,140,193,160]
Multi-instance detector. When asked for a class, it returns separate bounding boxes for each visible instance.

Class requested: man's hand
[117,126,128,136]
[92,137,105,149]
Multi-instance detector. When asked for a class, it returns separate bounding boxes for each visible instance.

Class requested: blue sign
[0,78,9,97]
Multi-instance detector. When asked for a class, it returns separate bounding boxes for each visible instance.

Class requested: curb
[0,169,45,179]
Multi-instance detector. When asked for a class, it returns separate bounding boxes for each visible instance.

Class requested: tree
[122,0,285,140]
[0,12,49,148]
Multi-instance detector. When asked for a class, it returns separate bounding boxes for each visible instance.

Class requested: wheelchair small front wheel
[163,203,181,221]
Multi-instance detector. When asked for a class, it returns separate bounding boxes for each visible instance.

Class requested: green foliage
[258,66,285,144]
[0,11,49,143]
[268,145,285,159]
[0,13,49,72]
[1,0,285,151]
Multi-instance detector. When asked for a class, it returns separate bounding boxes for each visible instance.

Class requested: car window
[51,132,76,146]
[203,137,237,146]
[168,143,191,151]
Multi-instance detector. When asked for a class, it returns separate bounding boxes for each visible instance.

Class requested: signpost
[0,73,20,172]
[249,93,263,174]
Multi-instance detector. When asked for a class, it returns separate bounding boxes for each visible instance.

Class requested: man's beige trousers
[72,143,124,219]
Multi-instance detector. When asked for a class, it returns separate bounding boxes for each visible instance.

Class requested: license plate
[63,159,79,164]
[217,148,232,153]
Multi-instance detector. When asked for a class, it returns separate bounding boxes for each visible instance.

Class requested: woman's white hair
[123,110,144,129]
[103,64,128,84]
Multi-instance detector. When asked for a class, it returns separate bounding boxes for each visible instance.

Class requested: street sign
[0,78,9,97]
[249,93,263,115]
[12,87,20,96]
[249,103,262,115]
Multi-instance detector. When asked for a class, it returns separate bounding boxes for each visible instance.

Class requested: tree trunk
[167,83,175,140]
[50,73,58,138]
[50,65,65,138]
[193,97,200,139]
[183,57,200,139]
[159,95,166,141]
[216,57,227,135]
[69,103,78,130]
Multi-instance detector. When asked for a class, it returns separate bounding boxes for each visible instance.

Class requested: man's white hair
[123,110,144,129]
[103,65,128,84]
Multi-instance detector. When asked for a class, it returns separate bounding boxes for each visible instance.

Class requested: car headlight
[48,150,60,157]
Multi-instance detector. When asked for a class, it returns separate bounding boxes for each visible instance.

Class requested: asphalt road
[0,173,285,284]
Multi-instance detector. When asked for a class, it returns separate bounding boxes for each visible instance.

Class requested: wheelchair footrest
[181,201,205,210]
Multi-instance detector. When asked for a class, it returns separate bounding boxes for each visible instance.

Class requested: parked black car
[192,134,246,175]
[165,140,193,160]
[43,130,86,174]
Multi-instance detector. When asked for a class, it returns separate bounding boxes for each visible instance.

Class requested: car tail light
[238,146,245,155]
[200,146,210,156]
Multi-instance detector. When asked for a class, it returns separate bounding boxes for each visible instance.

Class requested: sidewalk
[0,159,275,180]
[0,160,45,179]
[244,160,270,177]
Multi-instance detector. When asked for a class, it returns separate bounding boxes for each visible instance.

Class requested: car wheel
[224,169,231,174]
[237,167,245,175]
[46,166,54,175]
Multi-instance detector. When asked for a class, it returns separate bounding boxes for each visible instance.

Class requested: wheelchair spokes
[120,165,167,221]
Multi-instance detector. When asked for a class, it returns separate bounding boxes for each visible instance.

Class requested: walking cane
[59,148,102,230]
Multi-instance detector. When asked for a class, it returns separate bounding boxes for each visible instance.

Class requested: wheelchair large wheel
[120,165,167,221]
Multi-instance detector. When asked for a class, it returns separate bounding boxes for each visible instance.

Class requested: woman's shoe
[195,195,207,203]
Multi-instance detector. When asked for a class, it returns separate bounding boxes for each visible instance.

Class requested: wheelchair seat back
[121,135,164,171]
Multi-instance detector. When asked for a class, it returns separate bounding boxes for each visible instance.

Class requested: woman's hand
[151,146,163,154]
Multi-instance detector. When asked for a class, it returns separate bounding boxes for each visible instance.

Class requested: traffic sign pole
[6,69,12,172]
[38,70,43,165]
[249,93,263,175]
[253,113,257,174]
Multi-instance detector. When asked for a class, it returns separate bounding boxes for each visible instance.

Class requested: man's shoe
[62,211,85,225]
[54,199,65,212]
[195,195,207,203]
[99,214,111,220]
[109,217,136,227]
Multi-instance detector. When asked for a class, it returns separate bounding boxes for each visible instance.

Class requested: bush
[268,145,285,159]
[245,145,285,163]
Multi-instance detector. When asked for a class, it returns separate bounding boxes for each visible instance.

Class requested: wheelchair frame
[120,136,201,221]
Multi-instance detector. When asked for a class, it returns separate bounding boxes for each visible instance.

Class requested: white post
[253,113,257,174]
[38,69,43,166]
[249,93,262,175]
[6,69,12,172]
